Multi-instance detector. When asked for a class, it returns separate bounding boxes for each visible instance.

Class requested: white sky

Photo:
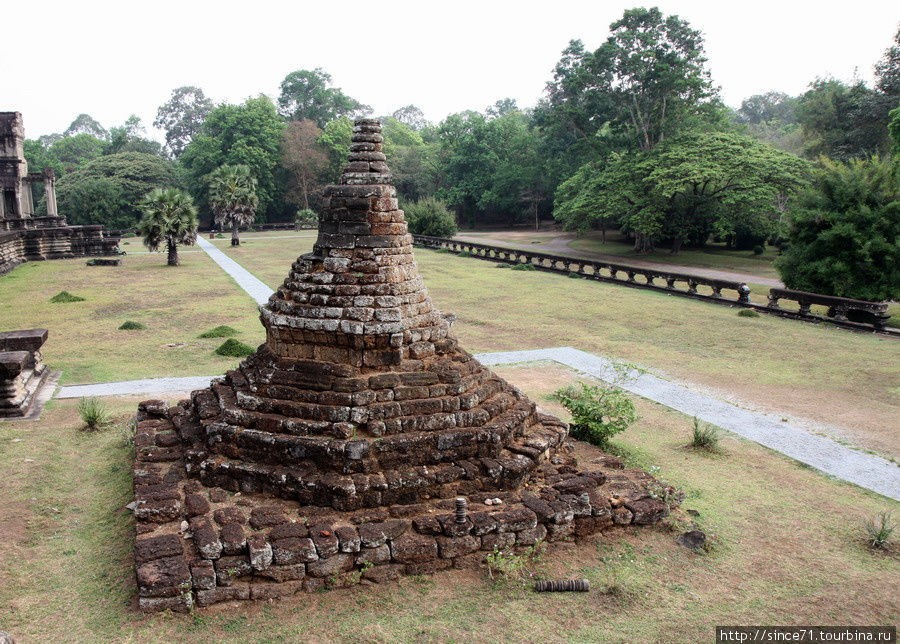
[5,0,898,141]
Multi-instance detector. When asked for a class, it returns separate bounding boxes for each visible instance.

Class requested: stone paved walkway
[195,236,274,306]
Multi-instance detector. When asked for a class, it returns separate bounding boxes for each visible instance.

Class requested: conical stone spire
[261,118,447,371]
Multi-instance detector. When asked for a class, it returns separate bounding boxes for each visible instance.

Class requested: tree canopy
[138,187,198,266]
[277,68,370,127]
[154,86,214,157]
[56,152,177,229]
[180,96,286,221]
[555,131,809,252]
[208,164,259,245]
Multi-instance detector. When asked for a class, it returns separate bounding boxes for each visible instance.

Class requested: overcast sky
[5,0,898,141]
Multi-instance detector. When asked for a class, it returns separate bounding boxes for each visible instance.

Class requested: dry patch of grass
[0,368,896,643]
[0,254,264,384]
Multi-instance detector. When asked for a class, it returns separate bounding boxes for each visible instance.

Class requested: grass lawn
[568,233,782,281]
[221,238,900,461]
[0,252,265,385]
[0,366,896,642]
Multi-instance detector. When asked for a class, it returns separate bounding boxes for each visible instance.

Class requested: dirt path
[455,232,785,287]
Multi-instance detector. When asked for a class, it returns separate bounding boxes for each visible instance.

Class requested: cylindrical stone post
[455,497,467,524]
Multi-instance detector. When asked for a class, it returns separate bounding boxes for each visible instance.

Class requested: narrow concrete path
[195,236,274,306]
[57,376,218,399]
[478,347,899,501]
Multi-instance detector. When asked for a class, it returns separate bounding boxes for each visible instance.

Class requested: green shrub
[215,338,255,357]
[78,397,109,431]
[458,250,473,257]
[775,156,900,301]
[50,291,85,303]
[511,263,535,271]
[752,244,765,255]
[118,321,146,330]
[402,197,458,237]
[567,272,582,279]
[737,309,759,318]
[864,511,895,549]
[495,263,511,269]
[215,233,224,238]
[294,208,318,226]
[199,325,238,338]
[552,381,637,448]
[123,241,130,245]
[690,417,720,450]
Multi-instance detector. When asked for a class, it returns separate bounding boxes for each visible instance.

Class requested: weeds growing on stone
[77,397,109,431]
[738,309,760,318]
[690,416,720,451]
[511,263,535,271]
[215,338,255,357]
[118,321,146,330]
[199,325,239,338]
[50,290,85,303]
[863,511,895,549]
[485,540,546,582]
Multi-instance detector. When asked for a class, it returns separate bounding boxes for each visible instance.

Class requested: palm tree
[138,188,198,266]
[208,164,259,246]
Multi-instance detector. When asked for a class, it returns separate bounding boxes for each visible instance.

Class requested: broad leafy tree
[180,96,286,221]
[738,92,798,125]
[555,132,809,253]
[107,115,163,156]
[154,86,214,158]
[318,116,353,181]
[391,105,428,130]
[208,165,259,246]
[64,114,109,140]
[138,188,199,266]
[56,152,177,229]
[281,120,329,211]
[49,134,107,172]
[775,156,899,301]
[277,69,370,127]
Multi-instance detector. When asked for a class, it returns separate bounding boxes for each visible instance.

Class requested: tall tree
[154,86,214,158]
[281,120,329,211]
[738,92,798,125]
[208,165,258,246]
[391,105,427,130]
[107,115,163,156]
[180,96,286,221]
[796,78,890,160]
[64,114,109,140]
[277,68,370,127]
[138,188,198,266]
[600,7,717,151]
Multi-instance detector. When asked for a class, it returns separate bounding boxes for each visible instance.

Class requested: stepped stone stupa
[133,119,672,612]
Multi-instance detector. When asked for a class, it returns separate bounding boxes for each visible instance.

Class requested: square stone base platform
[133,400,672,612]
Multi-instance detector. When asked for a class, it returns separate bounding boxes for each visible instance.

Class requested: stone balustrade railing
[412,235,897,336]
[413,234,747,301]
[767,288,891,331]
